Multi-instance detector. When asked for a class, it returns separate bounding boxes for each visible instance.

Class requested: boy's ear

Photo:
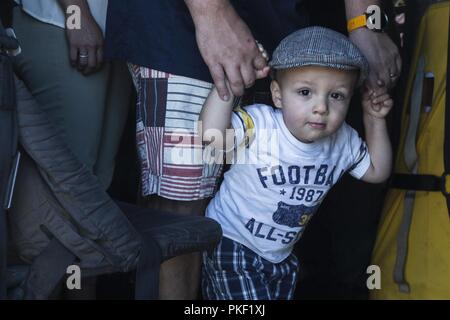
[270,80,283,109]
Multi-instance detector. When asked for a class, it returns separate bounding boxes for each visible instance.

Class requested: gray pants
[11,8,132,188]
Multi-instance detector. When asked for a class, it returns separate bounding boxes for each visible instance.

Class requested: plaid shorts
[202,237,299,300]
[128,64,223,201]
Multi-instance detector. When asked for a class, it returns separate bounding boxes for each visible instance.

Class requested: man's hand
[65,15,104,75]
[59,0,104,75]
[350,29,401,90]
[186,1,268,100]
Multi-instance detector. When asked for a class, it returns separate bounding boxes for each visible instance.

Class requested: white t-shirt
[16,0,108,33]
[206,104,371,263]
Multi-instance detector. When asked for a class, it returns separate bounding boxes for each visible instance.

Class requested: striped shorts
[128,64,223,201]
[202,237,299,300]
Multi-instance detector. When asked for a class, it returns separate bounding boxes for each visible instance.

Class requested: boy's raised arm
[199,61,270,150]
[199,85,235,150]
[360,89,393,183]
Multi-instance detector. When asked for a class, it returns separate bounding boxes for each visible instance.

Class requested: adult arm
[58,0,104,75]
[185,0,267,100]
[345,0,402,89]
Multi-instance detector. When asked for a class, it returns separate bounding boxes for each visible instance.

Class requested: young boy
[199,26,393,300]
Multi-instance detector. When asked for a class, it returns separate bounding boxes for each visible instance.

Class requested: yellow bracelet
[347,15,367,33]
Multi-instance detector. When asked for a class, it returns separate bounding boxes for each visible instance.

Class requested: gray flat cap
[269,26,369,87]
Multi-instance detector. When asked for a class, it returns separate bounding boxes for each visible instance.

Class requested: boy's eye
[297,89,310,96]
[331,92,345,100]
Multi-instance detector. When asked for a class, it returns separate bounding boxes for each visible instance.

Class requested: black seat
[117,201,222,262]
[6,201,222,300]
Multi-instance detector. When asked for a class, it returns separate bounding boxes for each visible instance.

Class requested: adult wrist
[58,0,91,15]
[347,8,389,33]
[347,14,368,33]
[185,0,233,27]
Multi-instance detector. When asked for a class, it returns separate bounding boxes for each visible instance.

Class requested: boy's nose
[312,100,328,115]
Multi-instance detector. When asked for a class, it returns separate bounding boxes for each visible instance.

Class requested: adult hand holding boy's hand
[362,87,393,119]
[350,30,401,90]
[186,0,268,101]
[345,0,401,90]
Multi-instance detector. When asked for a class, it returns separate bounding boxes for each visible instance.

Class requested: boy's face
[270,66,358,143]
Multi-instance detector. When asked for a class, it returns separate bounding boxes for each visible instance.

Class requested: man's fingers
[387,54,401,88]
[240,64,256,89]
[78,48,89,70]
[370,87,388,98]
[84,47,97,75]
[378,69,392,89]
[70,46,78,67]
[210,65,229,101]
[373,93,390,104]
[96,47,104,70]
[253,55,268,71]
[364,71,381,90]
[225,66,245,97]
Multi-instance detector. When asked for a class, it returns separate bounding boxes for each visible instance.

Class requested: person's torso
[207,105,358,263]
[104,0,309,82]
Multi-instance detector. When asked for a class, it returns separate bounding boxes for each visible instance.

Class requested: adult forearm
[57,0,96,27]
[184,0,232,24]
[363,114,392,182]
[57,0,92,15]
[345,0,381,19]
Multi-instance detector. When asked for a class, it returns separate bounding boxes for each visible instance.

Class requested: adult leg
[12,9,111,186]
[129,65,221,299]
[11,9,127,299]
[140,195,210,299]
[94,61,133,188]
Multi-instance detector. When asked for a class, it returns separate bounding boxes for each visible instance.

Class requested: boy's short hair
[269,26,369,87]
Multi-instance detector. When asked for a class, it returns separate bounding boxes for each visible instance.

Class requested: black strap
[445,13,450,215]
[390,173,446,193]
[23,238,77,300]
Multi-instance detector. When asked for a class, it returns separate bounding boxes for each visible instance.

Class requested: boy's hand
[362,87,393,119]
[254,41,270,80]
[255,66,270,80]
[255,40,270,80]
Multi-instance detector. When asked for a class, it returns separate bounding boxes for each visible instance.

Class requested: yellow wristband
[347,15,367,33]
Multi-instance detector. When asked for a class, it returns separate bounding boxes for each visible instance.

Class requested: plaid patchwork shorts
[128,64,223,201]
[202,237,299,300]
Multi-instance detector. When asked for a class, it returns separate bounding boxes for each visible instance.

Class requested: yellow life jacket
[371,1,450,299]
